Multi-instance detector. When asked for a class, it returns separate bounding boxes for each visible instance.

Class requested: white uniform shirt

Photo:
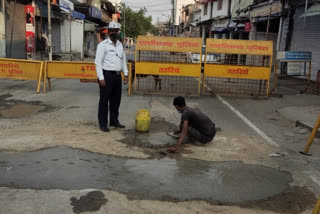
[95,38,128,80]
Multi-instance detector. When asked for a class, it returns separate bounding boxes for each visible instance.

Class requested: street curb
[296,120,320,138]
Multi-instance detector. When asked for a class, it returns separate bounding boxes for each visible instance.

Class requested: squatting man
[167,96,216,153]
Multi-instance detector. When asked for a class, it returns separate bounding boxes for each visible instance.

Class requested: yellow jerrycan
[135,109,151,132]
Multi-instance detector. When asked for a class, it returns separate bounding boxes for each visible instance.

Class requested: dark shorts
[186,127,215,144]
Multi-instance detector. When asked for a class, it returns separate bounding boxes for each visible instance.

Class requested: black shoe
[110,122,126,128]
[100,126,110,132]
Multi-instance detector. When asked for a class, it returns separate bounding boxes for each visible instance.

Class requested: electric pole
[48,0,52,60]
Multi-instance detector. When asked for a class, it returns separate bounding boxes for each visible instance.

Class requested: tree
[120,3,159,39]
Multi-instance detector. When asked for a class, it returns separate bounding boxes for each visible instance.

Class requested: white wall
[200,2,213,22]
[107,0,121,7]
[0,0,5,57]
[61,19,84,58]
[61,20,70,53]
[71,20,84,58]
[212,0,234,18]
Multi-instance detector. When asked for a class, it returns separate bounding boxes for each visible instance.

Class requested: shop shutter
[5,1,26,59]
[290,7,320,81]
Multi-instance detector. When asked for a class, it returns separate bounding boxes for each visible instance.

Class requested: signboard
[89,6,102,19]
[136,63,200,77]
[244,22,251,32]
[0,58,44,93]
[59,0,74,12]
[136,36,202,53]
[206,39,273,55]
[112,14,118,22]
[204,38,273,97]
[204,65,270,80]
[0,59,42,80]
[46,61,97,79]
[287,62,302,75]
[277,51,312,61]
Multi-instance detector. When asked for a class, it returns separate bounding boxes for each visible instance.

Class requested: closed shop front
[51,19,61,53]
[290,7,320,81]
[5,0,26,59]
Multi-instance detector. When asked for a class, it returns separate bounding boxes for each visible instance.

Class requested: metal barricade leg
[301,115,320,155]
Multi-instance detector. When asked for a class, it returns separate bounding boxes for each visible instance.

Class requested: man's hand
[167,147,178,153]
[99,80,106,87]
[123,76,128,85]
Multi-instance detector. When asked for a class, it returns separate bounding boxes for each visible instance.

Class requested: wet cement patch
[0,94,52,118]
[120,117,222,149]
[243,186,317,214]
[0,146,294,204]
[120,117,178,148]
[70,191,107,214]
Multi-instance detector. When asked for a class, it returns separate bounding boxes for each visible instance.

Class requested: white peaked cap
[107,21,121,29]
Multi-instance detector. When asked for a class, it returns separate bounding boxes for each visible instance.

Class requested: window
[203,4,208,16]
[218,0,223,10]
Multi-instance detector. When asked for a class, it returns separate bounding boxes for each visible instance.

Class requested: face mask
[109,33,118,41]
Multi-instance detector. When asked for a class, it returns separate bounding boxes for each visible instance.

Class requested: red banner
[25,6,35,60]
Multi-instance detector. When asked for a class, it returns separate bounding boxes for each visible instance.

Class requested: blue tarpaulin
[89,6,102,19]
[57,4,86,20]
[70,9,85,19]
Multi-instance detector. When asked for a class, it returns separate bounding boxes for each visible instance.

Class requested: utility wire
[125,2,171,8]
[126,5,172,9]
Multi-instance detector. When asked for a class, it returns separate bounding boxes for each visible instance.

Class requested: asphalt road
[0,74,320,213]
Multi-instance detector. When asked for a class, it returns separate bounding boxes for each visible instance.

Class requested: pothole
[120,117,177,148]
[0,146,300,205]
[120,117,222,149]
[70,191,107,214]
[0,94,52,118]
[242,186,317,214]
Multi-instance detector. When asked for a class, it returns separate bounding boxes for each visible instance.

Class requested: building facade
[1,0,117,59]
[0,0,5,57]
[172,0,195,36]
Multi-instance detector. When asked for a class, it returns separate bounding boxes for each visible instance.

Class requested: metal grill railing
[136,51,199,64]
[205,54,271,67]
[203,53,271,97]
[203,77,268,96]
[135,74,199,96]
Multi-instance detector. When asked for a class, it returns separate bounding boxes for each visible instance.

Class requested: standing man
[168,96,216,153]
[95,21,128,132]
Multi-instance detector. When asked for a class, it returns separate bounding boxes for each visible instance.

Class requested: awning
[74,4,106,25]
[229,22,237,28]
[59,0,74,13]
[211,18,229,32]
[300,1,320,18]
[89,6,102,20]
[56,4,86,19]
[70,9,86,19]
[35,1,61,18]
[190,21,201,26]
[254,13,281,22]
